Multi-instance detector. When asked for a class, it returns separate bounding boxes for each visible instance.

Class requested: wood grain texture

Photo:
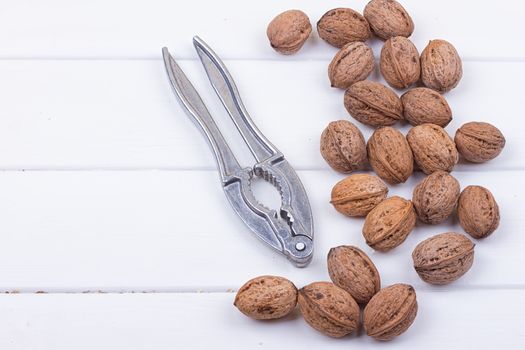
[0,0,523,348]
[0,170,520,292]
[0,291,524,349]
[0,0,523,60]
[0,60,521,170]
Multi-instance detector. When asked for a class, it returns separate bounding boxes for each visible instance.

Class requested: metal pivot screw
[295,242,306,251]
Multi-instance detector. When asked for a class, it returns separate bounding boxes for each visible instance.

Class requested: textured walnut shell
[320,120,368,173]
[458,186,500,239]
[362,196,416,251]
[406,124,458,174]
[317,8,372,48]
[380,36,420,89]
[331,174,388,217]
[367,127,413,184]
[412,232,475,285]
[364,284,418,341]
[328,42,374,89]
[328,245,381,304]
[401,88,452,127]
[298,282,360,338]
[234,275,297,320]
[455,122,506,163]
[344,80,403,127]
[412,171,460,224]
[266,10,312,55]
[363,0,414,40]
[421,39,462,92]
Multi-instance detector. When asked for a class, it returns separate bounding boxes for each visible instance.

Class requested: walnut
[320,120,367,173]
[328,245,381,304]
[317,8,371,48]
[330,174,388,217]
[367,127,413,184]
[420,39,462,92]
[412,171,460,224]
[380,36,420,89]
[401,87,452,127]
[412,232,475,285]
[298,282,360,337]
[234,275,297,319]
[406,123,458,174]
[363,284,418,340]
[457,185,500,239]
[454,122,506,163]
[362,196,416,251]
[266,10,312,55]
[344,80,403,127]
[328,42,375,89]
[363,0,414,40]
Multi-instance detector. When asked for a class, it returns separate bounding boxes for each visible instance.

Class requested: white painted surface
[0,170,522,292]
[0,60,521,170]
[1,291,524,349]
[0,0,523,60]
[0,0,524,348]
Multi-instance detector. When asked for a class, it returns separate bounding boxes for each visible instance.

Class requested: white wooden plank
[0,1,522,347]
[0,291,524,349]
[0,60,521,170]
[0,169,519,292]
[0,0,523,60]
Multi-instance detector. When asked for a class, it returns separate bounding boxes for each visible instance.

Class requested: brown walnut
[327,245,381,304]
[344,80,403,127]
[363,283,418,341]
[412,171,460,224]
[420,39,462,92]
[457,185,500,239]
[320,120,368,173]
[406,123,458,174]
[266,10,312,55]
[380,36,420,89]
[362,196,416,251]
[401,87,452,127]
[363,0,414,40]
[317,8,371,48]
[330,174,388,217]
[367,127,413,184]
[412,232,475,285]
[328,42,374,89]
[455,122,506,163]
[298,282,360,338]
[234,275,297,320]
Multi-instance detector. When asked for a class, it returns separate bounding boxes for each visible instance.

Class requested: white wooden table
[0,0,524,348]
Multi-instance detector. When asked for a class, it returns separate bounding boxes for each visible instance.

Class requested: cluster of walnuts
[234,0,507,341]
[267,1,505,254]
[235,250,417,340]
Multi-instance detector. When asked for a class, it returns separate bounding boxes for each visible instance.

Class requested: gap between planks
[1,56,525,63]
[3,284,525,295]
[0,167,523,172]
